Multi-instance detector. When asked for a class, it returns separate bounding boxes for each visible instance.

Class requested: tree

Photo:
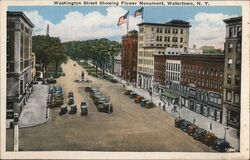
[33,35,66,79]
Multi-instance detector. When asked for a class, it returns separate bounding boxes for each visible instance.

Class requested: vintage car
[90,91,102,98]
[174,118,185,128]
[68,91,74,98]
[193,128,207,141]
[59,105,68,115]
[69,104,77,114]
[212,138,230,152]
[187,124,199,136]
[80,102,88,116]
[124,89,132,95]
[144,102,155,109]
[180,120,192,132]
[134,96,144,103]
[129,92,138,99]
[202,132,218,146]
[94,97,107,105]
[140,99,149,107]
[97,103,113,113]
[68,97,74,105]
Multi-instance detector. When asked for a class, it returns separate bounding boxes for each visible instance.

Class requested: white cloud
[189,12,238,49]
[24,7,141,42]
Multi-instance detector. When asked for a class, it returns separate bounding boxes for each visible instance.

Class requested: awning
[161,91,178,99]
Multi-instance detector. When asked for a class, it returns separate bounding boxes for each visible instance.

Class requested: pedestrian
[210,122,213,130]
[193,118,196,124]
[163,104,166,111]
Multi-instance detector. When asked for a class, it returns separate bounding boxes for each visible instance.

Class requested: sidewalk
[18,83,50,128]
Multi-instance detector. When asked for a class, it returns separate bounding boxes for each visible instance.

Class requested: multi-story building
[180,54,224,123]
[6,11,34,128]
[31,52,36,78]
[121,30,138,82]
[223,16,242,129]
[137,20,191,90]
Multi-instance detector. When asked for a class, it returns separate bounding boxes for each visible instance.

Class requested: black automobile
[193,128,207,141]
[212,138,230,152]
[69,104,77,114]
[97,103,113,114]
[80,102,88,116]
[180,120,192,132]
[174,118,185,128]
[68,91,74,98]
[59,105,68,115]
[68,97,74,105]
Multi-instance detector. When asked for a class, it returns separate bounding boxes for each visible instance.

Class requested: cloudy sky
[9,6,241,49]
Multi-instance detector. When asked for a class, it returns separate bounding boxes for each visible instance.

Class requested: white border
[0,0,249,159]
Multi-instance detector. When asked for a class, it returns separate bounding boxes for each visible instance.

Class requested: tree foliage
[200,46,224,54]
[63,38,121,75]
[32,35,67,78]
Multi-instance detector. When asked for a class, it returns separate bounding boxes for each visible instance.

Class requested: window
[180,29,183,34]
[219,69,223,78]
[151,27,154,31]
[203,105,208,116]
[234,92,240,104]
[139,27,144,32]
[235,75,240,85]
[172,37,178,42]
[226,90,232,102]
[228,43,233,52]
[195,103,201,114]
[228,58,232,68]
[227,74,232,84]
[208,107,215,120]
[236,59,241,69]
[180,37,183,42]
[229,27,233,37]
[236,42,241,52]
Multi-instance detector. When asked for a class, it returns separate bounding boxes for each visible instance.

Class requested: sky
[8,6,241,49]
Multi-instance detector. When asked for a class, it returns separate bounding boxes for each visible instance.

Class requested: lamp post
[224,112,228,140]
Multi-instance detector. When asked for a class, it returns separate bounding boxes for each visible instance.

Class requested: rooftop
[138,19,191,27]
[7,11,35,28]
[223,16,242,23]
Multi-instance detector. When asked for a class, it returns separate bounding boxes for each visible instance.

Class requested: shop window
[228,110,240,126]
[195,103,201,114]
[203,105,208,117]
[208,107,215,120]
[216,111,221,123]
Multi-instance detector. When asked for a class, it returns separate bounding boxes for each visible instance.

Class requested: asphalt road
[6,59,215,152]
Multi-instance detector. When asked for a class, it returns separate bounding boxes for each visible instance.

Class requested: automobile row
[175,118,230,152]
[124,89,156,109]
[85,87,113,114]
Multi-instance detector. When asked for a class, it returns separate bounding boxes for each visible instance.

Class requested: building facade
[180,54,224,123]
[6,11,34,127]
[223,17,242,129]
[113,54,121,77]
[121,30,138,82]
[31,52,36,78]
[137,20,191,91]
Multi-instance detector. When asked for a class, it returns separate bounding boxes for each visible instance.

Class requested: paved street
[6,59,214,152]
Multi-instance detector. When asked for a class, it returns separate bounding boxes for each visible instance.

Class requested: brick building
[121,30,138,82]
[223,16,242,129]
[180,54,224,123]
[6,11,34,128]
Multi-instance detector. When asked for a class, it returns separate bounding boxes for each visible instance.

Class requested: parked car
[84,86,91,92]
[212,138,230,152]
[174,118,185,128]
[193,128,207,141]
[80,102,88,116]
[187,124,199,136]
[59,105,68,115]
[202,132,218,146]
[144,102,155,109]
[90,91,102,98]
[69,104,77,114]
[68,91,74,98]
[110,78,118,83]
[129,92,138,98]
[134,96,144,103]
[68,97,74,105]
[124,89,132,95]
[140,99,149,107]
[94,97,107,105]
[180,120,192,132]
[97,103,113,113]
